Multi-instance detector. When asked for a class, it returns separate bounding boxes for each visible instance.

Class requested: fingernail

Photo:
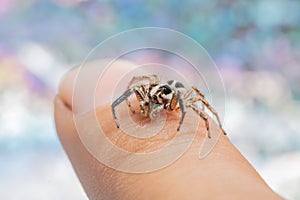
[70,59,138,114]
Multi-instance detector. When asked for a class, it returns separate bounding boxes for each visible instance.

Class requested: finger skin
[54,60,283,200]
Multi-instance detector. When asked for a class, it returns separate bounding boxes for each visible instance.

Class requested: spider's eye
[162,85,172,95]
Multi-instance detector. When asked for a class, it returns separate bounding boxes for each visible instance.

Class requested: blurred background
[0,0,300,199]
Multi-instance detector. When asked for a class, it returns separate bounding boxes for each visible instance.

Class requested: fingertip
[58,67,79,110]
[58,59,138,114]
[54,95,77,149]
[54,95,92,169]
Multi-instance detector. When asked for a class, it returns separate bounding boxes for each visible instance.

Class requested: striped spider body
[112,75,226,138]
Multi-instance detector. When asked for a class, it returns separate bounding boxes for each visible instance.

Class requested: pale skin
[54,60,283,200]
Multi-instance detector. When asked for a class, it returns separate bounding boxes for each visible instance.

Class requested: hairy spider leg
[187,103,211,138]
[183,87,205,110]
[186,87,227,135]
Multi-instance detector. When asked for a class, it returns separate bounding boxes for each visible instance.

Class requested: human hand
[54,59,282,200]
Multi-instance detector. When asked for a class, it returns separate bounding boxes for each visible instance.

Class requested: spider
[111,75,226,138]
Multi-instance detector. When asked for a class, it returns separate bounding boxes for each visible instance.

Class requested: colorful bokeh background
[0,0,300,199]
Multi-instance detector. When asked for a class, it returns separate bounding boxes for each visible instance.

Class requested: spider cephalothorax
[112,75,226,138]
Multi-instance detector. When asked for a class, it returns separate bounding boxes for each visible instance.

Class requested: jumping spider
[111,75,226,138]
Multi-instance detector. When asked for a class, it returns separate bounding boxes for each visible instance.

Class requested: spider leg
[185,87,227,135]
[127,75,160,88]
[112,88,133,128]
[126,97,136,114]
[183,87,203,99]
[177,94,186,132]
[187,103,211,138]
[126,75,160,114]
[191,87,205,110]
[183,88,204,109]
